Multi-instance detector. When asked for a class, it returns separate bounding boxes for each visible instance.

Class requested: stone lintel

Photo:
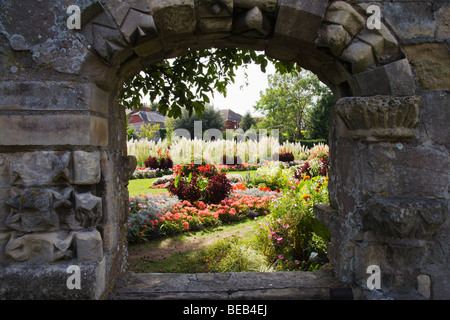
[0,115,108,146]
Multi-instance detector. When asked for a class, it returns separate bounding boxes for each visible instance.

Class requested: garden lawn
[128,170,258,197]
[127,216,263,273]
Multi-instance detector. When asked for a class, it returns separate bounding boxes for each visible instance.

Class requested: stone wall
[0,0,448,299]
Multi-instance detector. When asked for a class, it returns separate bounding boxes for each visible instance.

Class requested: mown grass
[127,216,264,273]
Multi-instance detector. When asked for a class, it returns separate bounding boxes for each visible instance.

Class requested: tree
[173,104,225,138]
[239,111,256,131]
[305,90,335,140]
[254,69,323,141]
[120,49,295,119]
[138,123,160,140]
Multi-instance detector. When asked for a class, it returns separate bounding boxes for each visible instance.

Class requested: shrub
[167,173,202,203]
[204,173,232,204]
[274,151,295,162]
[254,176,330,271]
[245,162,290,191]
[144,156,159,169]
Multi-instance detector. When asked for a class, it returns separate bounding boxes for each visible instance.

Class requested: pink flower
[278,255,284,260]
[183,222,189,230]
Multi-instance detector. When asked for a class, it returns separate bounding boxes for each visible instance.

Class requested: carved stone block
[73,192,103,229]
[151,0,196,37]
[5,187,72,233]
[324,1,366,37]
[233,7,272,37]
[315,24,352,57]
[197,0,233,18]
[336,95,421,141]
[11,152,71,187]
[275,0,328,43]
[234,0,277,13]
[366,196,448,240]
[74,229,103,262]
[5,231,74,262]
[339,39,375,74]
[73,150,101,185]
[119,9,159,45]
[349,59,416,97]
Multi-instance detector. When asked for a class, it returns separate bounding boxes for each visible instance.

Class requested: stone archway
[0,0,448,299]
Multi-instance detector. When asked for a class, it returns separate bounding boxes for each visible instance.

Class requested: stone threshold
[110,269,355,300]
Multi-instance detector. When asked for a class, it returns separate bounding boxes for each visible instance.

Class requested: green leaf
[311,218,331,241]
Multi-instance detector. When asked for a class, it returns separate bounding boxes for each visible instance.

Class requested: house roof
[129,109,166,123]
[220,109,242,122]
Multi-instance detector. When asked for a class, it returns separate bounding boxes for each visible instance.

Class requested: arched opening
[0,0,448,300]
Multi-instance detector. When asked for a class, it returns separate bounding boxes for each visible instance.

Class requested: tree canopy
[254,70,326,141]
[172,104,225,138]
[119,48,295,119]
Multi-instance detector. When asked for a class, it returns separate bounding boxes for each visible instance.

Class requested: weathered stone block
[366,196,448,240]
[74,192,103,229]
[119,10,159,45]
[151,0,196,37]
[315,24,351,57]
[4,187,72,233]
[5,231,74,262]
[11,152,71,186]
[356,25,399,63]
[417,91,450,149]
[0,259,106,299]
[0,82,108,114]
[348,59,416,96]
[77,6,132,65]
[0,232,11,260]
[74,229,103,262]
[0,189,11,232]
[73,150,101,185]
[402,42,450,91]
[197,0,233,18]
[275,0,328,43]
[104,0,152,28]
[234,0,277,13]
[233,7,272,37]
[0,115,108,146]
[0,154,9,189]
[336,95,420,141]
[417,274,431,299]
[320,61,351,86]
[340,39,375,74]
[383,2,436,42]
[200,17,233,34]
[324,1,366,37]
[435,3,450,39]
[133,37,164,57]
[361,143,449,199]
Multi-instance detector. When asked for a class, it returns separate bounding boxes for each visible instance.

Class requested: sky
[207,62,276,117]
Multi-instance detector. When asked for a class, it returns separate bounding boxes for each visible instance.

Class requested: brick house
[128,107,166,140]
[220,109,243,130]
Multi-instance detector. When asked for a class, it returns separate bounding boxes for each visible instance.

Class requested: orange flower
[325,177,329,181]
[302,194,310,200]
[303,175,310,180]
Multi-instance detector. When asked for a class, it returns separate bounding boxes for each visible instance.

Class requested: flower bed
[127,190,279,244]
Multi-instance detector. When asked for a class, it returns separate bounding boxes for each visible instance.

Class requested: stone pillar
[316,94,449,298]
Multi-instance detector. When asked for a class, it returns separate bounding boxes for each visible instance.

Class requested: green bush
[253,176,330,271]
[245,162,291,191]
[294,139,327,149]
